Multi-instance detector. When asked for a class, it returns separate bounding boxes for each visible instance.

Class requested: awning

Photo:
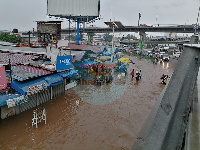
[57,69,78,79]
[10,78,48,95]
[42,74,63,88]
[0,92,23,107]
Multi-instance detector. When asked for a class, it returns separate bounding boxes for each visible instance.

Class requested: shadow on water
[73,71,131,105]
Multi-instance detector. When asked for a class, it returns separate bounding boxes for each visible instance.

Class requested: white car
[163,54,169,61]
[173,52,182,58]
[1,42,12,46]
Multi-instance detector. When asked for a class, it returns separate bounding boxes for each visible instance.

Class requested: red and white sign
[0,66,7,90]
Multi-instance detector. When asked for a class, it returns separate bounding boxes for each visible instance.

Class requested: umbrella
[99,56,111,61]
[118,58,131,63]
[94,59,103,63]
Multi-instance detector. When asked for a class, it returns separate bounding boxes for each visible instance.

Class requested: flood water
[0,55,177,150]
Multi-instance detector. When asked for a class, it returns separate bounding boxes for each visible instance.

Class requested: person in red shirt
[131,69,134,78]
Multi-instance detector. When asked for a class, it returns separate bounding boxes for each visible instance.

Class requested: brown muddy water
[0,55,177,150]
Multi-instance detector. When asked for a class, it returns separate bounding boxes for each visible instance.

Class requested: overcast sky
[0,0,200,34]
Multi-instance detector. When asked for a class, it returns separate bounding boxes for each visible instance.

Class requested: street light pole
[28,31,31,47]
[69,18,71,43]
[112,22,114,54]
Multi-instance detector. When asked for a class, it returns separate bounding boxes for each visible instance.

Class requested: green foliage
[69,34,76,41]
[0,33,22,43]
[88,33,95,44]
[146,43,152,49]
[103,33,112,42]
[121,34,137,41]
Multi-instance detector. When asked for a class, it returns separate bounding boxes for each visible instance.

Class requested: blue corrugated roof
[42,74,63,88]
[0,92,22,107]
[11,78,48,95]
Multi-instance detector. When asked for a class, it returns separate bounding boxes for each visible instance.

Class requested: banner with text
[56,55,73,71]
[0,66,7,90]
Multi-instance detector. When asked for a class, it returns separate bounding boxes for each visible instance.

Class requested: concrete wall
[132,45,200,150]
[1,106,15,119]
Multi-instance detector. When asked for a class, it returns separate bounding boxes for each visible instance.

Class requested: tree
[120,34,137,41]
[0,33,10,42]
[103,33,112,42]
[0,33,22,43]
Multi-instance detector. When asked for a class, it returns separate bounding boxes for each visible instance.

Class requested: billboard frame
[47,0,100,22]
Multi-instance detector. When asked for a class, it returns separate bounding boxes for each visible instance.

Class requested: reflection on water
[73,71,130,105]
[162,62,169,69]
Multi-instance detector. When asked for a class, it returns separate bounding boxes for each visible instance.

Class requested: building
[36,21,62,43]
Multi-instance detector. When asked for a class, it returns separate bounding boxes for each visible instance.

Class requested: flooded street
[0,55,177,150]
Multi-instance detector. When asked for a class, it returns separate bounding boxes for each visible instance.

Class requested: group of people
[131,69,142,80]
[131,69,168,84]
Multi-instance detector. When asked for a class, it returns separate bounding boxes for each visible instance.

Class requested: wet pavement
[0,55,177,150]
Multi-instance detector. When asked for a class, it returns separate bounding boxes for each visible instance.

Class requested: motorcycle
[160,74,168,85]
[136,72,140,81]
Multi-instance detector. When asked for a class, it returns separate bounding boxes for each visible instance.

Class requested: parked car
[173,52,182,58]
[147,51,153,57]
[133,50,142,55]
[163,54,169,61]
[153,53,159,58]
[157,52,165,59]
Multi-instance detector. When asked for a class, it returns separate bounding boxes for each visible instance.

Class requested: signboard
[47,0,100,17]
[56,55,73,71]
[0,66,7,90]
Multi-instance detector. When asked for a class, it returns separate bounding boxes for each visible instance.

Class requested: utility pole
[138,13,141,26]
[33,28,34,37]
[8,54,12,82]
[69,18,71,43]
[28,31,31,47]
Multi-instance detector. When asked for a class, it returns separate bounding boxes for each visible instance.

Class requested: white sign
[65,81,77,90]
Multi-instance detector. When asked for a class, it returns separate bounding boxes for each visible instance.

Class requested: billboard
[56,55,73,71]
[47,0,100,18]
[0,66,7,90]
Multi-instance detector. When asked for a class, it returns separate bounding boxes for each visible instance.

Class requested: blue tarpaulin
[42,74,63,88]
[57,69,79,79]
[99,52,111,56]
[115,49,121,52]
[119,65,127,71]
[11,78,48,95]
[0,92,22,107]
